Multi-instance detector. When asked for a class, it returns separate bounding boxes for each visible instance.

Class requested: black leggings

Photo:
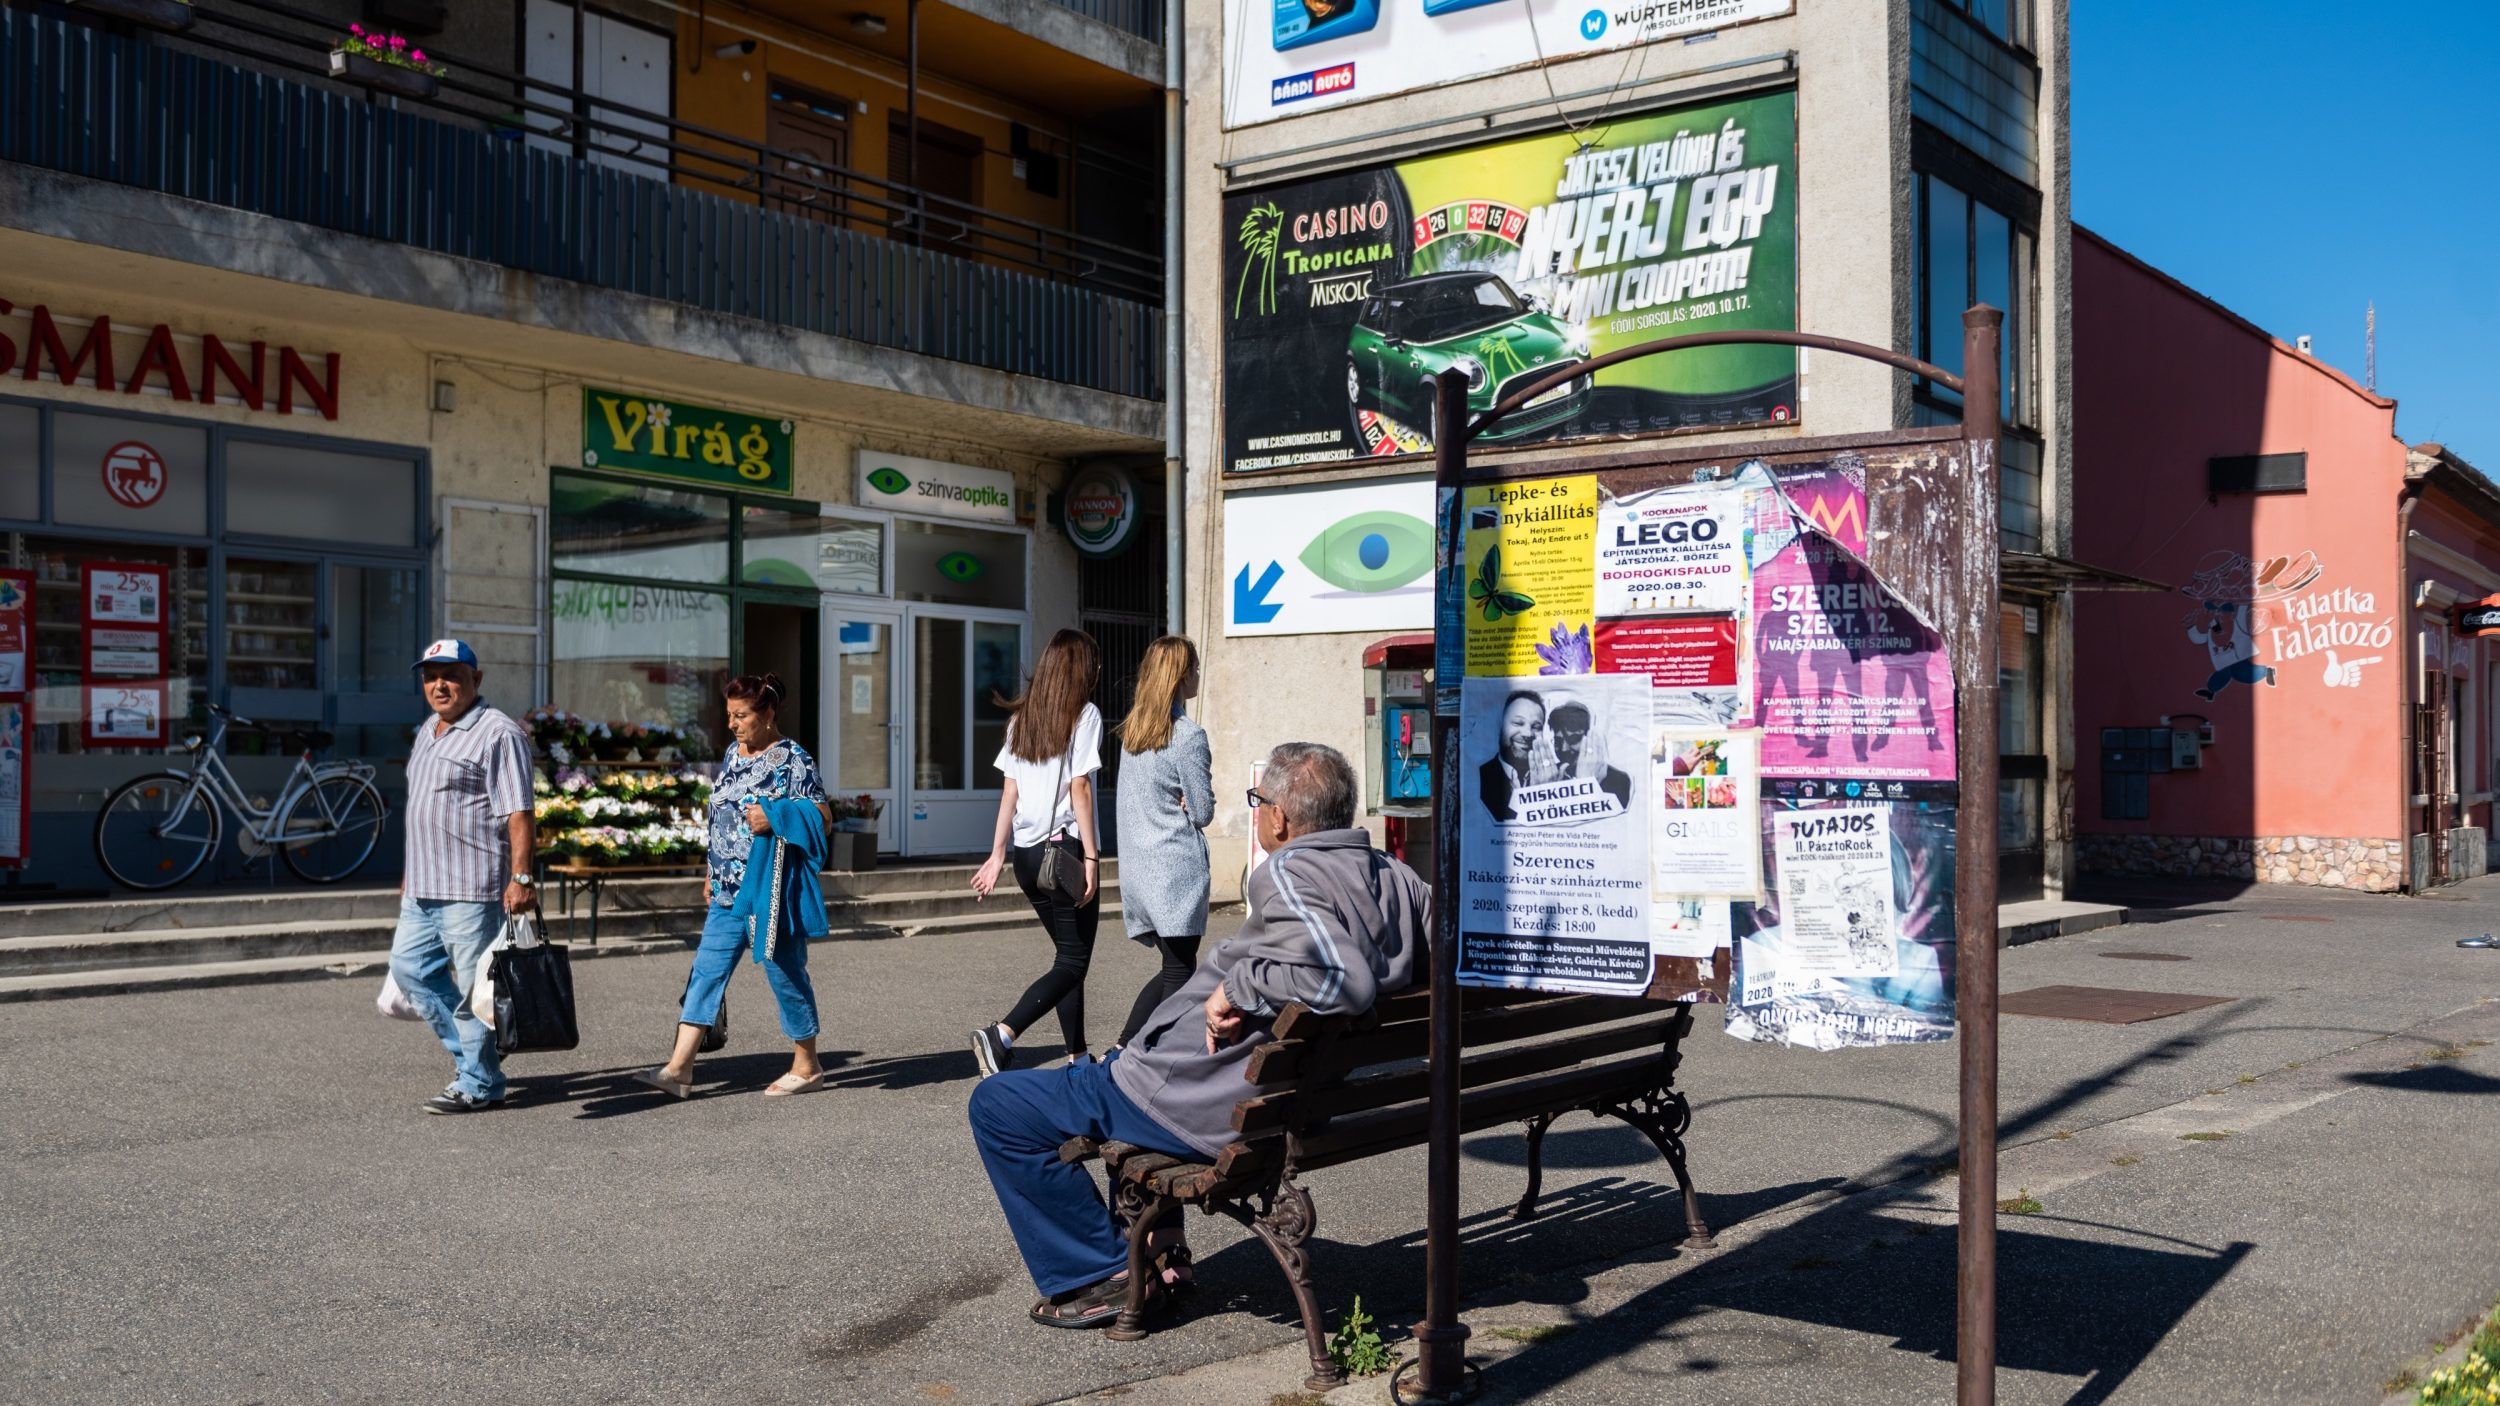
[1002,843,1102,1054]
[1117,933,1203,1048]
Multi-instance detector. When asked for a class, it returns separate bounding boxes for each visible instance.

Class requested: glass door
[822,604,902,853]
[902,607,1024,856]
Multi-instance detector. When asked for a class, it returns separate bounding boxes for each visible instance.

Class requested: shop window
[741,503,885,595]
[15,536,208,757]
[225,439,419,547]
[223,556,321,696]
[51,413,209,536]
[333,564,424,694]
[912,614,969,790]
[551,472,730,584]
[894,519,1026,611]
[1913,174,2037,432]
[972,621,1020,772]
[550,579,730,752]
[0,403,36,521]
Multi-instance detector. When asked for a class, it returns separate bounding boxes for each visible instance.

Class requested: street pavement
[4,875,2498,1405]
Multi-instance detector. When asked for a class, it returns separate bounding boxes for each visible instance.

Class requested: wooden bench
[538,860,704,945]
[1060,984,1709,1391]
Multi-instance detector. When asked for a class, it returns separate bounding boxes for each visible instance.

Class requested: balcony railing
[1047,0,1166,44]
[0,7,1164,403]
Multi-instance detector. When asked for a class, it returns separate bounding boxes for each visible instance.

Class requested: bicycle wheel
[277,774,389,884]
[94,773,223,891]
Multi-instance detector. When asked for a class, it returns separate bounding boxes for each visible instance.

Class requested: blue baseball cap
[413,638,480,671]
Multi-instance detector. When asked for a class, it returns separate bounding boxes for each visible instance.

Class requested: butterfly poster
[1461,475,1597,677]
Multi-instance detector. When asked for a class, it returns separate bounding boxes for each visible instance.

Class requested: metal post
[1161,0,1185,636]
[1953,304,2005,1406]
[1414,367,1473,1400]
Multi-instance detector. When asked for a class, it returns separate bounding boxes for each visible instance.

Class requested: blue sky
[2072,4,2499,466]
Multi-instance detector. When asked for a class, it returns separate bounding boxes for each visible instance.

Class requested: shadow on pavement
[2345,1063,2500,1095]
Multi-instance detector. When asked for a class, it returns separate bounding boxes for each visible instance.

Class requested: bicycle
[93,704,391,890]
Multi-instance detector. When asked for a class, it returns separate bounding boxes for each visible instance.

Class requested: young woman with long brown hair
[1109,635,1213,1051]
[968,629,1104,1076]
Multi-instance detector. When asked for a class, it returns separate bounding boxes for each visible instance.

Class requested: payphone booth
[1361,634,1435,867]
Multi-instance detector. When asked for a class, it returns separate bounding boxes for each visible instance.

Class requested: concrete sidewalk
[2,874,2493,1404]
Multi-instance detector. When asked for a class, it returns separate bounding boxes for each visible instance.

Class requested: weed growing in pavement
[2111,1155,2142,1167]
[1789,1255,1831,1271]
[2049,1129,2075,1141]
[2179,1131,2233,1142]
[2237,1073,2258,1084]
[1326,1297,1395,1378]
[2414,1307,2500,1405]
[1997,1191,2043,1215]
[2430,1046,2466,1061]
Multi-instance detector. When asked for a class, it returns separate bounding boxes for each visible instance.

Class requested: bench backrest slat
[1248,992,1660,1084]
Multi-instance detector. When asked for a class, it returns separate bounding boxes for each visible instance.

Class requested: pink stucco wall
[2071,231,2407,852]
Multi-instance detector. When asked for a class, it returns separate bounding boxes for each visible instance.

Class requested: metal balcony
[0,7,1164,403]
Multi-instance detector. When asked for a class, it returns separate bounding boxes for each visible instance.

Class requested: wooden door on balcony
[765,82,853,226]
[886,117,983,256]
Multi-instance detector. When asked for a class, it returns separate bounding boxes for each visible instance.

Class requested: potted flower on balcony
[73,0,197,33]
[330,24,445,100]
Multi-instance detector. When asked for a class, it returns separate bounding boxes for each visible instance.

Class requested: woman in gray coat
[1112,635,1215,1050]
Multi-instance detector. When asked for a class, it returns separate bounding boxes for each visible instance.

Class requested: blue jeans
[968,1054,1199,1297]
[678,902,819,1040]
[389,897,506,1101]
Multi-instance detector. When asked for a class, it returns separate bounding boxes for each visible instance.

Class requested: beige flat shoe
[632,1068,695,1100]
[762,1071,826,1097]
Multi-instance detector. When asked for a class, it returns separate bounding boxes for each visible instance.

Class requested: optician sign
[582,388,795,494]
[1223,475,1436,636]
[1223,0,1791,127]
[856,450,1019,526]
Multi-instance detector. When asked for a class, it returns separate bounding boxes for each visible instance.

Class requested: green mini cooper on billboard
[1346,272,1590,442]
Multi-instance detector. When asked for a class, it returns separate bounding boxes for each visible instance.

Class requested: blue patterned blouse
[707,739,827,906]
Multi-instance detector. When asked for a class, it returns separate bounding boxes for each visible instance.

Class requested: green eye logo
[1298,510,1434,593]
[1468,543,1535,621]
[936,552,984,582]
[867,466,912,496]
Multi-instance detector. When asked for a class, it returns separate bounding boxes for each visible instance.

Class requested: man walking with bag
[389,639,537,1115]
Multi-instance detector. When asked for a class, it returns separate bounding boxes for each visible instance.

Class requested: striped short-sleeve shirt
[403,701,535,902]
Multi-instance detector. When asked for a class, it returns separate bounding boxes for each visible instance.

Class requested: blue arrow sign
[1233,561,1285,625]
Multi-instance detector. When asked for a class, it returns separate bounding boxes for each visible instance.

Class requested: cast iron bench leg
[1247,1173,1343,1392]
[1510,1111,1558,1222]
[1603,1090,1714,1248]
[1105,1193,1180,1343]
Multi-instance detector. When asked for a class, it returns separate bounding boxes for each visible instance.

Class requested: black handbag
[1032,751,1090,902]
[489,928,580,1054]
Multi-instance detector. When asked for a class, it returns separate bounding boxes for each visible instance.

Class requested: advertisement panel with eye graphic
[1222,475,1437,636]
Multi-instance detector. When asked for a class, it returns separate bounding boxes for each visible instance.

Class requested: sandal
[632,1068,695,1100]
[762,1071,826,1097]
[1029,1272,1159,1330]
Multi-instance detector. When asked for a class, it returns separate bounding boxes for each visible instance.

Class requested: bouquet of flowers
[826,794,884,833]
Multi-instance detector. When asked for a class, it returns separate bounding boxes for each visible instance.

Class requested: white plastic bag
[468,913,540,1029]
[375,971,423,1021]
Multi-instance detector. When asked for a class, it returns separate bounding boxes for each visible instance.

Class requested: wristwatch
[508,873,537,889]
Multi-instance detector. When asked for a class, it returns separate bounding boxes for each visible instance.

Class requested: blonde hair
[1118,635,1198,754]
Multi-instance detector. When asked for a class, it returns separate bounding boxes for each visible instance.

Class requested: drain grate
[1999,985,2233,1024]
[2098,951,2192,961]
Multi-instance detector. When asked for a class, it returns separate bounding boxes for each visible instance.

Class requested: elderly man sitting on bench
[968,741,1430,1330]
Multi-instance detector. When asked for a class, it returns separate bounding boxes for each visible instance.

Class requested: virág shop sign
[1221,90,1798,475]
[582,388,795,494]
[0,296,342,419]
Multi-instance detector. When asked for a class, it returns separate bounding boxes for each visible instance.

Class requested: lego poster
[1457,673,1654,996]
[1222,92,1799,474]
[1462,475,1597,677]
[1222,0,1791,127]
[1597,483,1749,616]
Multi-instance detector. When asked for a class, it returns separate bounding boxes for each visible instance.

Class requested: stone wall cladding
[2078,834,2404,892]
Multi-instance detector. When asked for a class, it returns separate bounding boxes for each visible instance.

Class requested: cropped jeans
[389,897,506,1102]
[678,901,819,1040]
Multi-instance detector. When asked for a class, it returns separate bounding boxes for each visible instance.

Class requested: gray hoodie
[1110,827,1429,1157]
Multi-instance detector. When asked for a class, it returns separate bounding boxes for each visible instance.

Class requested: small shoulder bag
[1032,748,1089,901]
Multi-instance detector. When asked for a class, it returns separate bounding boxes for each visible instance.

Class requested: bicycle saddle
[284,728,335,754]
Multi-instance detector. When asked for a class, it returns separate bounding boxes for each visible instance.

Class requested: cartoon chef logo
[2177,549,2320,700]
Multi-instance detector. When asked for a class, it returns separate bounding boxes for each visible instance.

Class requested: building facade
[1178,0,2075,899]
[0,0,1170,888]
[2070,229,2500,892]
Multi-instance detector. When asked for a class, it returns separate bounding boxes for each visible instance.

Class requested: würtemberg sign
[855,450,1019,526]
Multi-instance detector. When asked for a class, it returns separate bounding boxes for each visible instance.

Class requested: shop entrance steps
[0,858,1122,1002]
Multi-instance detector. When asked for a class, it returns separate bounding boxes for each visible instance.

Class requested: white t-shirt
[995,703,1102,848]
